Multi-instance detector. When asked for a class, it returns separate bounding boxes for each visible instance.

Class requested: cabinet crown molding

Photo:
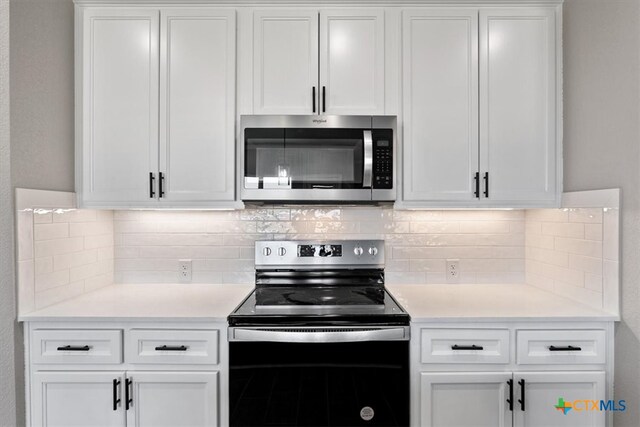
[74,0,563,6]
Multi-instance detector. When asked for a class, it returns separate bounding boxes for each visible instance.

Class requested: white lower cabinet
[515,372,606,427]
[127,372,219,427]
[32,371,126,427]
[420,371,605,427]
[27,324,226,427]
[421,372,513,427]
[414,324,612,427]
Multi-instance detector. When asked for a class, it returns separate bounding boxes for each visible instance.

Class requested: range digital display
[298,244,343,257]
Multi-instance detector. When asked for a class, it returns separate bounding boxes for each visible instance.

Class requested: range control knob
[353,246,364,257]
[262,247,272,256]
[277,247,287,256]
[368,247,378,256]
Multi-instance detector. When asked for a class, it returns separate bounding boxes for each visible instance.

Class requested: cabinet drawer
[420,329,510,364]
[517,330,606,365]
[126,329,219,365]
[31,329,123,365]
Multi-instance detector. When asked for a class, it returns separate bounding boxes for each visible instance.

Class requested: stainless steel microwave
[240,115,396,203]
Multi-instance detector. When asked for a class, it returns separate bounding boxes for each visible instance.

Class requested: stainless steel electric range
[228,240,410,427]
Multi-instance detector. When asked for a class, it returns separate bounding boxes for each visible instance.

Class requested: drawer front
[517,330,606,365]
[126,329,219,365]
[31,329,123,365]
[420,329,510,364]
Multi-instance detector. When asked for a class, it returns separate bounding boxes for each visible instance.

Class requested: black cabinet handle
[125,378,133,410]
[312,87,316,113]
[322,86,326,113]
[112,379,121,411]
[518,379,525,411]
[451,344,484,351]
[154,345,188,351]
[473,172,480,198]
[159,172,165,198]
[507,379,513,411]
[57,345,90,351]
[149,172,155,198]
[549,345,582,352]
[483,172,489,197]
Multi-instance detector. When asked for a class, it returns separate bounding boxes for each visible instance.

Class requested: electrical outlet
[179,259,192,283]
[446,259,460,283]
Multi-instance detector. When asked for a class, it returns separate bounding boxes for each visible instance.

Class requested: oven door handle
[363,130,373,189]
[230,327,409,343]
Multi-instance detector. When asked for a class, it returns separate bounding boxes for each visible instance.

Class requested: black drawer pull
[57,345,91,351]
[451,344,484,351]
[112,379,121,411]
[518,379,526,411]
[155,345,188,351]
[549,345,582,352]
[506,379,514,411]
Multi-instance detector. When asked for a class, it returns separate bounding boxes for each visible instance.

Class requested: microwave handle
[363,130,373,188]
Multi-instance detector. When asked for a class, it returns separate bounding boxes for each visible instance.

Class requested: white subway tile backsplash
[554,237,603,258]
[34,257,54,275]
[34,223,69,240]
[36,270,70,291]
[18,205,116,313]
[114,209,526,285]
[53,250,98,271]
[525,204,618,313]
[35,237,84,258]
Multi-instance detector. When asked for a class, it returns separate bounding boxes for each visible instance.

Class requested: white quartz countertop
[18,284,254,322]
[19,283,617,323]
[386,284,618,322]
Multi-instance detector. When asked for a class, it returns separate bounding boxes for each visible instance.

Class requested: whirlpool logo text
[554,397,626,414]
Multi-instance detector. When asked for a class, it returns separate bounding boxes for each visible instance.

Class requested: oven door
[242,125,373,202]
[229,327,409,427]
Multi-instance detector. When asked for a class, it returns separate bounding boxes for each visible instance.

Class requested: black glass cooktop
[228,287,409,326]
[255,286,385,307]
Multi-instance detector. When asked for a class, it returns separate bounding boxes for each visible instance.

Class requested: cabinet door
[126,371,219,427]
[421,372,513,427]
[514,372,605,427]
[320,9,385,115]
[253,10,318,114]
[32,371,125,427]
[159,9,235,204]
[80,9,159,206]
[479,8,558,204]
[402,9,479,203]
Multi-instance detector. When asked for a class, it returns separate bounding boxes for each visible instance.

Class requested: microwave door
[283,128,365,190]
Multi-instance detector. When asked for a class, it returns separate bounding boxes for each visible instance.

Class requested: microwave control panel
[372,129,393,189]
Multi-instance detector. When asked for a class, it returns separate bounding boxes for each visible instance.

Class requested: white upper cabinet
[253,10,318,114]
[320,10,385,115]
[251,9,385,115]
[77,7,237,208]
[79,9,159,206]
[399,6,560,208]
[479,8,558,205]
[159,9,236,203]
[402,9,479,202]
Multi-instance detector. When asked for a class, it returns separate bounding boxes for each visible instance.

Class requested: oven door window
[245,128,365,189]
[230,341,409,427]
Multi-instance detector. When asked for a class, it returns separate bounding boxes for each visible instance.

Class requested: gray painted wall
[3,0,640,425]
[10,0,74,192]
[563,0,640,425]
[1,0,18,425]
